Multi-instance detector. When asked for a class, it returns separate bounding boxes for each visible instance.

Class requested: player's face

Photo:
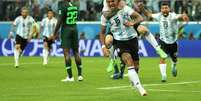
[47,11,54,19]
[161,5,170,17]
[21,9,28,18]
[106,0,119,10]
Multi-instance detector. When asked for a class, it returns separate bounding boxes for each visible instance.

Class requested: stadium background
[0,0,201,57]
[0,0,201,101]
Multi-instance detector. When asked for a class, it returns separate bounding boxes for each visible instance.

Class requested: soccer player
[100,0,147,96]
[139,2,189,82]
[53,0,83,82]
[41,9,57,65]
[11,7,36,68]
[102,0,167,78]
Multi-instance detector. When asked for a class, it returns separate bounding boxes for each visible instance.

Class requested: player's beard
[163,12,169,17]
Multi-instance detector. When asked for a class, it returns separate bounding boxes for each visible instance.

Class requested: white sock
[14,49,20,66]
[145,32,159,49]
[128,66,143,89]
[43,48,49,64]
[159,64,167,77]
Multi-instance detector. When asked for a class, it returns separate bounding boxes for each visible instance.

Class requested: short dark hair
[161,1,170,7]
[47,9,53,13]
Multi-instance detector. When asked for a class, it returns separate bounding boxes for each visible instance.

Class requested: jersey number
[66,11,78,24]
[114,17,120,26]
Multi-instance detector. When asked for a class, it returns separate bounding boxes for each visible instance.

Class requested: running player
[41,9,57,65]
[100,0,147,96]
[101,0,167,78]
[139,2,189,82]
[11,7,36,68]
[53,0,83,82]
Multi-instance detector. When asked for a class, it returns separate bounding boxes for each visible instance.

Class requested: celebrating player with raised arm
[139,2,189,82]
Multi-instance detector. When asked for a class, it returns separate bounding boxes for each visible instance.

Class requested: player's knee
[121,53,134,66]
[105,34,113,48]
[160,58,166,64]
[137,25,149,36]
[15,45,21,50]
[43,42,48,49]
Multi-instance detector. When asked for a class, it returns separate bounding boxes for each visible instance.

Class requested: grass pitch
[0,57,201,101]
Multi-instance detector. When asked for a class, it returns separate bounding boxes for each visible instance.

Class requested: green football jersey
[59,1,79,27]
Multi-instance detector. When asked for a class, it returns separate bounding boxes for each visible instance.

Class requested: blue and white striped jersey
[101,6,138,41]
[13,16,35,39]
[41,17,57,37]
[152,12,182,44]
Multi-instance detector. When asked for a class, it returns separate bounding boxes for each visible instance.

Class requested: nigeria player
[100,0,147,96]
[53,0,83,82]
[10,7,36,68]
[41,9,57,65]
[139,2,189,82]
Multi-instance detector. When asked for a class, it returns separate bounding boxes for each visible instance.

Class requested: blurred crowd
[0,0,201,21]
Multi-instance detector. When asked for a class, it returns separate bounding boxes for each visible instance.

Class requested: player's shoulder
[15,16,22,20]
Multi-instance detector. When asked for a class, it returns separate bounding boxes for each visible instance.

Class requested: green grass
[0,57,201,101]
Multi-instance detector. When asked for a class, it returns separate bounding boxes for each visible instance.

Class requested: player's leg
[60,30,74,82]
[72,29,83,81]
[159,40,168,82]
[105,34,115,72]
[121,52,147,96]
[14,35,28,68]
[61,48,74,82]
[169,42,178,77]
[118,38,147,96]
[72,47,83,81]
[137,25,167,58]
[42,37,49,65]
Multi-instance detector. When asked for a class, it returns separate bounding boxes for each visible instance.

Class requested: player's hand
[182,14,189,22]
[124,20,134,27]
[102,46,110,57]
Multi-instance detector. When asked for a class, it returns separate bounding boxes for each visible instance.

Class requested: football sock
[145,32,159,49]
[76,65,82,76]
[159,64,167,77]
[14,49,20,66]
[43,48,48,64]
[128,66,143,88]
[66,60,73,78]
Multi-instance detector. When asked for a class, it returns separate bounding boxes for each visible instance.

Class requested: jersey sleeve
[124,6,134,16]
[101,15,107,26]
[172,12,182,20]
[13,17,20,26]
[41,19,45,27]
[151,13,160,21]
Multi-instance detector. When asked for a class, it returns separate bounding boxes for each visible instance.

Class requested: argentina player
[10,7,36,68]
[100,0,147,96]
[139,2,189,82]
[41,9,57,65]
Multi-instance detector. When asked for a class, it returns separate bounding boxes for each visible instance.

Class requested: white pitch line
[147,89,201,93]
[0,61,64,66]
[97,81,201,90]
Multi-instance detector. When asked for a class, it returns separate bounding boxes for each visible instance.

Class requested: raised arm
[138,3,153,18]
